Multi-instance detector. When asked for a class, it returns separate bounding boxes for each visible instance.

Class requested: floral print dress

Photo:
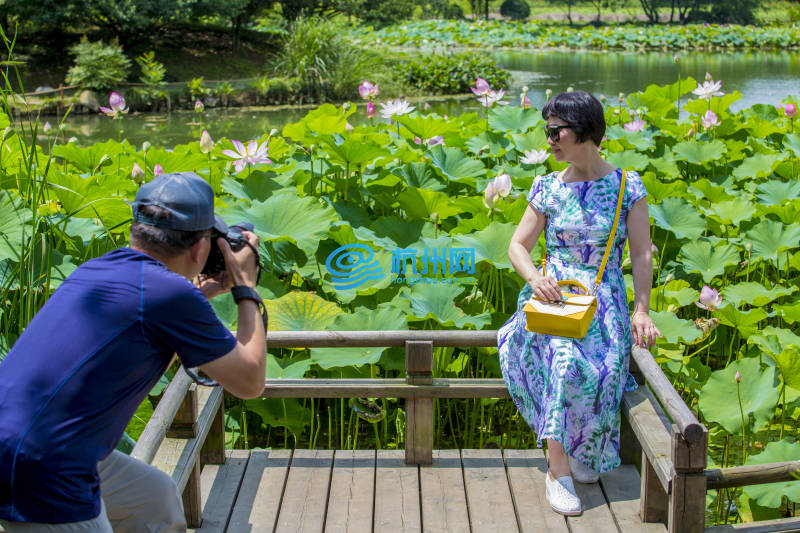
[497,168,646,473]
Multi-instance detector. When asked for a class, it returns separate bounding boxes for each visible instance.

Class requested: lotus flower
[696,285,723,311]
[194,99,204,112]
[479,89,508,108]
[785,103,798,118]
[131,162,145,184]
[471,77,490,96]
[99,92,128,118]
[520,94,531,109]
[200,130,214,153]
[673,54,680,63]
[425,135,444,146]
[153,164,164,177]
[43,121,52,133]
[423,102,431,110]
[483,181,499,211]
[692,80,724,100]
[379,99,415,119]
[494,173,511,197]
[366,101,377,118]
[358,81,379,99]
[701,110,720,129]
[623,119,646,132]
[222,139,272,174]
[345,122,354,133]
[520,149,549,165]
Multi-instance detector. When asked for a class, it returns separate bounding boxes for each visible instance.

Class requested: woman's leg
[546,438,571,479]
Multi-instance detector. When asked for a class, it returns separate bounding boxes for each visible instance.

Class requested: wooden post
[405,340,433,465]
[200,400,226,465]
[641,452,669,524]
[182,459,202,528]
[668,424,708,533]
[166,384,198,438]
[619,414,641,466]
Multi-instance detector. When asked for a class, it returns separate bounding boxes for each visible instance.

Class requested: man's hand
[220,230,260,288]
[194,271,231,300]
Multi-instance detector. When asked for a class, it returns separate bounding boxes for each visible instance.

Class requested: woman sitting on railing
[497,90,662,516]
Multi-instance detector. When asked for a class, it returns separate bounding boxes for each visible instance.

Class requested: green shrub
[269,16,390,102]
[65,39,131,91]
[255,76,300,103]
[398,52,511,95]
[186,77,211,101]
[500,0,530,21]
[134,51,167,109]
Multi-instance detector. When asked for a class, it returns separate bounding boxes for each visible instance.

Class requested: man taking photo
[0,172,266,532]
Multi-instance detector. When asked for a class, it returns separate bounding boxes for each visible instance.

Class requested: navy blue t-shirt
[0,248,237,523]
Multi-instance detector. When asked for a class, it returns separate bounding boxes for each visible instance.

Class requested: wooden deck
[188,448,667,533]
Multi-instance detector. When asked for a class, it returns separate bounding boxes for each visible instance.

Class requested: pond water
[43,49,800,148]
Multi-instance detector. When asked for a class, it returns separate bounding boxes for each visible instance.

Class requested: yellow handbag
[522,170,627,339]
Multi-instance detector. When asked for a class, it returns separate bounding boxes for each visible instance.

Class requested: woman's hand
[631,311,662,349]
[529,275,562,303]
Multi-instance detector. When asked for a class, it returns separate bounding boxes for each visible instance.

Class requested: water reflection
[33,50,800,148]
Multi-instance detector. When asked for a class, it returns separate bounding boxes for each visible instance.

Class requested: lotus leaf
[756,179,800,206]
[398,187,461,221]
[310,306,407,369]
[649,197,706,240]
[717,305,768,338]
[649,310,701,344]
[319,134,390,170]
[396,114,456,140]
[464,132,511,158]
[678,239,739,282]
[683,91,741,115]
[218,190,337,258]
[660,279,699,309]
[510,130,548,153]
[704,199,755,226]
[427,145,485,187]
[264,291,343,331]
[733,152,781,181]
[452,221,517,270]
[698,356,779,435]
[488,106,540,132]
[784,133,800,158]
[605,150,650,171]
[723,283,796,308]
[370,217,430,248]
[741,440,800,507]
[221,172,285,203]
[401,283,490,329]
[688,178,734,203]
[52,140,126,174]
[774,301,800,325]
[266,353,311,379]
[744,219,800,265]
[393,162,445,192]
[640,173,686,205]
[671,139,727,164]
[282,103,351,142]
[0,190,31,261]
[244,397,307,435]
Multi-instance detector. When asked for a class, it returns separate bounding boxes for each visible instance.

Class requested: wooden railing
[135,330,800,533]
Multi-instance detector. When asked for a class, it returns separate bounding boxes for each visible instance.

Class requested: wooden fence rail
[131,329,800,533]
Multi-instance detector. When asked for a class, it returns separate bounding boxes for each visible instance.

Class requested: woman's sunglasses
[544,124,572,141]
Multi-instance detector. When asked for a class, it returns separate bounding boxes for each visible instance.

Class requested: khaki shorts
[1,451,186,532]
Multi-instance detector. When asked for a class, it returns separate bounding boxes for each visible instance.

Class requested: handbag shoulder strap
[593,169,627,291]
[541,169,627,294]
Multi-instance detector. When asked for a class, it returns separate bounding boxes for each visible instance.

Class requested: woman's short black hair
[542,90,605,146]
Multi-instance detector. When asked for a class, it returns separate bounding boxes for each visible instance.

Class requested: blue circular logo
[325,244,384,290]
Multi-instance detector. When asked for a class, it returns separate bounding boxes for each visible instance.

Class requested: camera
[201,220,256,277]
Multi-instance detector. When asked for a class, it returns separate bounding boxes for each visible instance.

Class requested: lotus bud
[153,164,164,176]
[200,130,214,153]
[345,122,354,133]
[545,89,552,100]
[735,370,741,383]
[494,173,512,198]
[745,242,752,253]
[194,99,204,112]
[142,141,151,153]
[567,86,574,93]
[414,136,422,144]
[598,93,606,102]
[342,102,351,111]
[97,154,112,167]
[522,86,529,93]
[423,102,431,110]
[483,181,498,210]
[67,136,78,144]
[673,53,680,63]
[430,212,439,223]
[664,273,674,284]
[43,121,52,133]
[705,71,713,81]
[618,92,625,103]
[131,162,145,184]
[650,244,658,255]
[785,103,798,118]
[269,128,280,138]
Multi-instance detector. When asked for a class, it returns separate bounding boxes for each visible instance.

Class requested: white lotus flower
[692,80,724,100]
[520,149,549,165]
[379,99,415,119]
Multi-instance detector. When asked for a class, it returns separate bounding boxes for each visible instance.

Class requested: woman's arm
[509,205,562,302]
[627,198,662,348]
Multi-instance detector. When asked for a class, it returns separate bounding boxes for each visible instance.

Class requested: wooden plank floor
[189,449,667,533]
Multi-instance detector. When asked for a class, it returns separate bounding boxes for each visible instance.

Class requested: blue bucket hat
[131,172,227,233]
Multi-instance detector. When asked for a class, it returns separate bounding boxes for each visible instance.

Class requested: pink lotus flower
[471,77,490,96]
[423,102,431,110]
[479,89,508,108]
[358,81,379,99]
[153,164,164,177]
[623,119,646,132]
[345,122,354,133]
[702,110,720,129]
[43,121,52,133]
[131,162,145,183]
[692,80,724,100]
[520,149,549,165]
[366,101,377,118]
[494,173,511,197]
[425,135,444,146]
[200,130,214,153]
[785,103,798,118]
[379,99,415,119]
[194,99,204,112]
[99,92,128,118]
[222,139,272,174]
[520,94,531,109]
[696,285,723,311]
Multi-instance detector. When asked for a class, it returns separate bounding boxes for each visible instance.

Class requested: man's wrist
[231,285,262,305]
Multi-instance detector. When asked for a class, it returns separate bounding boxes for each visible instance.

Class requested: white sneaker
[545,472,582,516]
[569,456,600,484]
